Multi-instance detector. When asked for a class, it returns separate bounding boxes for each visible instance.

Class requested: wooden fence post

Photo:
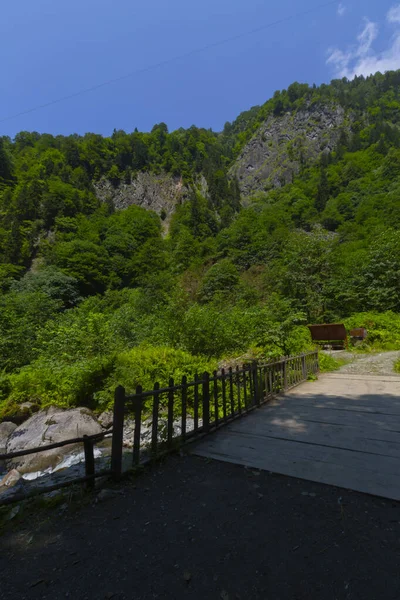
[229,367,234,415]
[283,359,288,390]
[111,385,125,481]
[236,365,242,414]
[194,374,199,431]
[213,371,219,428]
[151,382,160,456]
[221,369,227,422]
[301,354,307,380]
[202,372,210,433]
[252,361,260,406]
[167,378,174,448]
[268,365,273,396]
[83,435,95,490]
[133,386,143,466]
[181,375,187,442]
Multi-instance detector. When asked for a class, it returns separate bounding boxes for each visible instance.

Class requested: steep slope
[94,172,189,216]
[3,71,400,419]
[94,171,192,234]
[230,103,347,196]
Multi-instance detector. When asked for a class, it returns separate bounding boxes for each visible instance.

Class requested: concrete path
[193,371,400,500]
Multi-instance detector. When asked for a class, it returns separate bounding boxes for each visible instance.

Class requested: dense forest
[1,71,400,417]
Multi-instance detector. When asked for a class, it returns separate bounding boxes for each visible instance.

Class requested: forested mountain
[1,70,400,416]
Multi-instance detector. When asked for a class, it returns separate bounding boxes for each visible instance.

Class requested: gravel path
[1,455,400,600]
[329,350,400,376]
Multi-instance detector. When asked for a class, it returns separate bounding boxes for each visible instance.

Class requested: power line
[0,0,339,124]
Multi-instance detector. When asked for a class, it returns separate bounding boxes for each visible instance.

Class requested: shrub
[11,266,80,308]
[199,259,239,302]
[344,311,400,351]
[95,346,217,409]
[6,356,115,410]
[319,352,347,372]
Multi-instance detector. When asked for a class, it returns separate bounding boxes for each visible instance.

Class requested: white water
[21,448,103,481]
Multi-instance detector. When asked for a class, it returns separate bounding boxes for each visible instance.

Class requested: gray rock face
[0,422,17,454]
[231,103,346,196]
[6,407,103,474]
[94,171,190,230]
[98,411,114,429]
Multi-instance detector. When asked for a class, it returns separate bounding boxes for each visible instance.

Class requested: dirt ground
[1,454,399,600]
[327,349,400,376]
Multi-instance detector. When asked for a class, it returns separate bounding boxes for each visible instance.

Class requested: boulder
[0,422,17,454]
[6,407,103,474]
[98,411,113,429]
[6,402,40,426]
[0,469,21,489]
[19,401,36,413]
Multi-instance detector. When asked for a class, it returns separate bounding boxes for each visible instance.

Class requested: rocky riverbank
[0,405,200,503]
[0,407,107,502]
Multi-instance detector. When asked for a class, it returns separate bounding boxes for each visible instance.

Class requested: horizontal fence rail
[0,432,108,461]
[110,351,319,479]
[0,351,318,504]
[0,431,113,506]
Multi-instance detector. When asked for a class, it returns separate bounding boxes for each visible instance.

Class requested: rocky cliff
[230,103,347,196]
[94,171,190,221]
[94,104,348,214]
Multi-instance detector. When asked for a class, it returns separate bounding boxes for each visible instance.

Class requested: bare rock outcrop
[94,171,190,221]
[231,103,347,196]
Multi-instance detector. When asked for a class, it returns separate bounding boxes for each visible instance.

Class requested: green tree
[199,259,240,302]
[0,137,14,182]
[11,266,80,308]
[48,239,111,295]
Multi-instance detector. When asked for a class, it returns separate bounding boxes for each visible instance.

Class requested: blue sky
[1,0,400,137]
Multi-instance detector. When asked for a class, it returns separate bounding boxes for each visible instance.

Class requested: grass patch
[319,352,349,373]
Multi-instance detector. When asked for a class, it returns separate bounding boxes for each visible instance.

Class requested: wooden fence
[0,431,113,506]
[0,351,318,504]
[110,351,319,479]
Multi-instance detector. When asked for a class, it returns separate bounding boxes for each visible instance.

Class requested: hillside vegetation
[1,71,400,417]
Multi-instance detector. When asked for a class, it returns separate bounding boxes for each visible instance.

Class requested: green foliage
[0,263,24,291]
[278,226,338,322]
[47,238,111,295]
[359,230,400,312]
[344,311,400,351]
[199,259,239,302]
[11,266,80,308]
[95,346,217,409]
[3,72,400,413]
[5,356,115,411]
[0,137,14,183]
[318,352,348,372]
[173,297,308,358]
[0,291,62,371]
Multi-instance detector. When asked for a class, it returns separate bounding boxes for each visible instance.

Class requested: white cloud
[337,3,346,17]
[356,19,378,56]
[388,5,400,23]
[327,4,400,79]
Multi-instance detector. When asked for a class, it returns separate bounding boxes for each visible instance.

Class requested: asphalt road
[1,454,399,600]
